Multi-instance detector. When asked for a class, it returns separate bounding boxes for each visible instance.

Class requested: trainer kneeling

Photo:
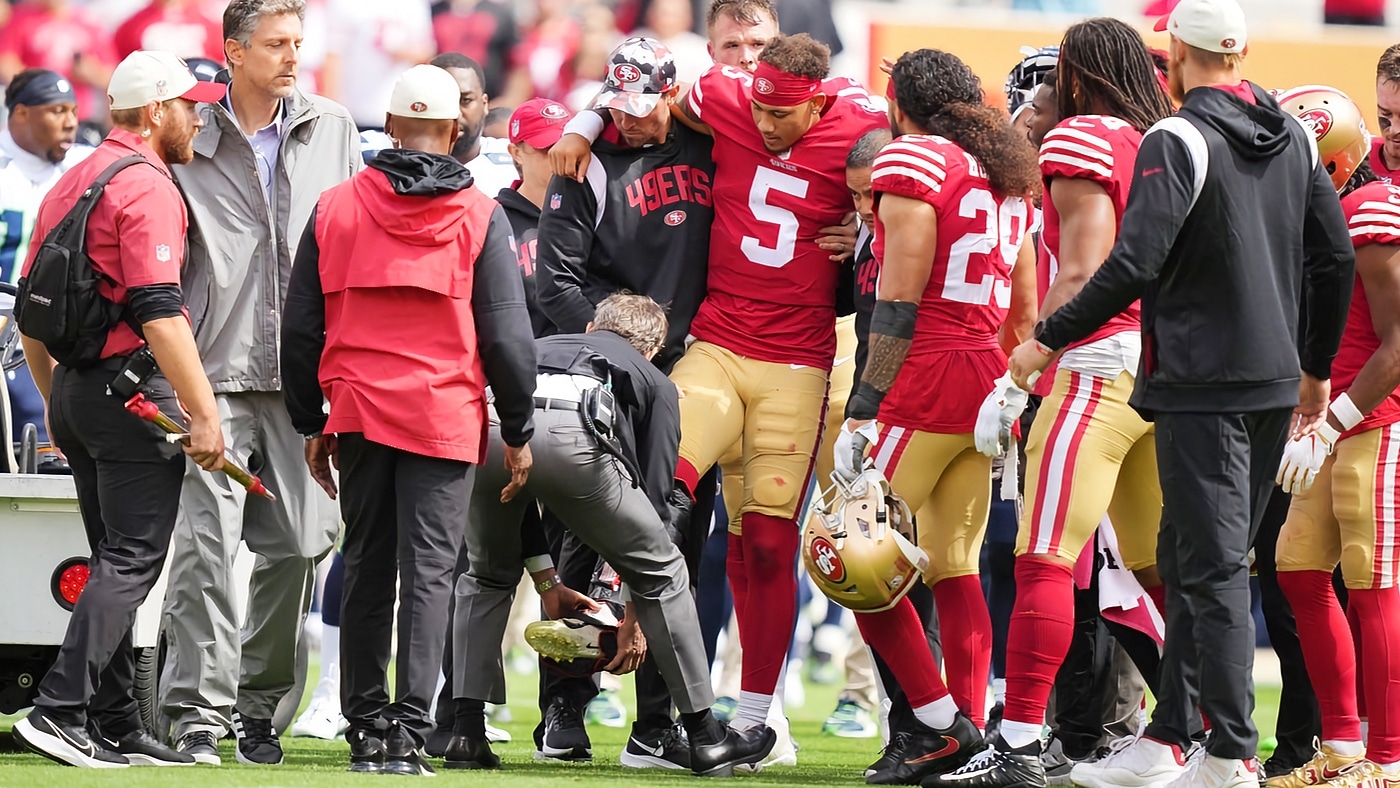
[279,65,538,776]
[447,294,776,777]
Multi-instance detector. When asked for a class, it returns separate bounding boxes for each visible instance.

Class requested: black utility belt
[534,396,581,412]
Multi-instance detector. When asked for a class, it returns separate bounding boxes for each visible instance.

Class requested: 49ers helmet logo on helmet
[809,537,846,583]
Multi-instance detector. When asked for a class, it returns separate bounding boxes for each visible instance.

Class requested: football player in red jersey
[936,18,1175,788]
[1271,86,1400,788]
[830,48,1040,785]
[1373,45,1400,184]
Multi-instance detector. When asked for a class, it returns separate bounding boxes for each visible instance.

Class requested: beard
[160,131,196,165]
[451,122,482,161]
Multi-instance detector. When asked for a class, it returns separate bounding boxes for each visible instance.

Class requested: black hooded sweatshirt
[495,186,555,338]
[1036,82,1355,415]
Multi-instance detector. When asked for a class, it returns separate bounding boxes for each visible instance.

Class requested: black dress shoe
[383,721,435,777]
[444,735,500,770]
[691,724,777,778]
[424,725,452,759]
[348,728,386,773]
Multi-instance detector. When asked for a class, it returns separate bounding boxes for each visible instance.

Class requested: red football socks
[1003,557,1076,728]
[736,513,800,697]
[1347,587,1400,763]
[934,574,993,728]
[1278,570,1362,742]
[855,596,950,709]
[726,530,748,647]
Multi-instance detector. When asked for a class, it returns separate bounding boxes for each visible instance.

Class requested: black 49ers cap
[591,37,677,118]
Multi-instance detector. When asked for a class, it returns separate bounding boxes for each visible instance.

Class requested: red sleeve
[1344,183,1400,246]
[871,136,956,212]
[114,177,186,288]
[113,14,143,59]
[687,64,749,131]
[1038,118,1121,188]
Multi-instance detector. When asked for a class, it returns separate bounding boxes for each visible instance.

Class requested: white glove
[1276,422,1339,494]
[834,420,881,483]
[974,373,1030,458]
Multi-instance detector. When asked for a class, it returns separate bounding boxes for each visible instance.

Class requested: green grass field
[0,658,1286,788]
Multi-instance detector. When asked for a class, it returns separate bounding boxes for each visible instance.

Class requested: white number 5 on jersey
[741,166,809,268]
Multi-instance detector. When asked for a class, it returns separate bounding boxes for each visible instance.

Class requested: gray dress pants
[453,408,714,715]
[159,392,338,736]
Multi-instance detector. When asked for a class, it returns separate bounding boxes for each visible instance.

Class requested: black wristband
[847,380,885,421]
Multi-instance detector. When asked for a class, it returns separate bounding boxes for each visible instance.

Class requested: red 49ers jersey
[1038,115,1142,349]
[1336,181,1400,438]
[685,64,887,370]
[871,134,1030,434]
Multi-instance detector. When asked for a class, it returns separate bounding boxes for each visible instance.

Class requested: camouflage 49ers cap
[591,37,677,118]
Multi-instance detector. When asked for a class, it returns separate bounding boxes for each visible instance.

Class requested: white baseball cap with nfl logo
[1154,0,1248,55]
[108,50,226,110]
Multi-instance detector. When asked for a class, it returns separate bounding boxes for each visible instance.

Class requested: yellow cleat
[1326,761,1400,788]
[1265,743,1365,788]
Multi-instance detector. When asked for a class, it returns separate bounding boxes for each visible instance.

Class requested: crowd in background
[0,0,843,130]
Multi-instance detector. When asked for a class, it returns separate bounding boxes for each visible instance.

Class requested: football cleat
[926,736,1046,787]
[1263,741,1364,787]
[525,605,622,677]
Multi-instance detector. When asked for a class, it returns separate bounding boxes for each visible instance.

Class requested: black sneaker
[175,731,221,765]
[96,728,195,767]
[691,724,777,778]
[231,710,282,765]
[868,714,984,785]
[424,725,452,759]
[348,728,386,773]
[868,731,914,777]
[444,734,500,770]
[1040,735,1073,785]
[536,697,591,762]
[925,736,1046,788]
[621,724,691,770]
[984,703,1005,747]
[13,711,129,769]
[383,721,436,777]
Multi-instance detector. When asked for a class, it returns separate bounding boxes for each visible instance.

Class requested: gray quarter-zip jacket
[176,87,362,393]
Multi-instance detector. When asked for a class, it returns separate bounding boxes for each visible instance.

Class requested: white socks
[992,678,1007,706]
[733,691,773,732]
[999,720,1043,750]
[316,624,340,699]
[1325,739,1365,757]
[912,695,959,732]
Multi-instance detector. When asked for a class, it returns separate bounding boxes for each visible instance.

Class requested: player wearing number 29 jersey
[829,50,1043,786]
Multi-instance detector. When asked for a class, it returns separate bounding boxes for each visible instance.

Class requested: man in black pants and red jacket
[1009,0,1354,784]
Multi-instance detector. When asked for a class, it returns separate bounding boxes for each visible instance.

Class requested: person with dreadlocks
[828,48,1040,786]
[1269,87,1400,788]
[941,17,1174,788]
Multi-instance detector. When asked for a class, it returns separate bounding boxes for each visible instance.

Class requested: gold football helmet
[1276,85,1369,191]
[802,470,929,613]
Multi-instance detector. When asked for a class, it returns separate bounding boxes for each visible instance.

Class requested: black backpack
[15,155,151,369]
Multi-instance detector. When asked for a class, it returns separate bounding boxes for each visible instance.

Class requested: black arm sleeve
[281,209,329,436]
[1298,161,1356,380]
[533,173,601,334]
[128,284,185,324]
[1037,130,1196,351]
[474,206,538,448]
[520,508,551,562]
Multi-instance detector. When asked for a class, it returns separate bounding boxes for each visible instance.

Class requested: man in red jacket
[279,64,538,777]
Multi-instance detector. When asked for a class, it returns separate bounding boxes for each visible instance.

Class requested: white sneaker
[485,721,512,744]
[736,706,797,774]
[1070,736,1188,788]
[290,695,348,740]
[1164,753,1260,788]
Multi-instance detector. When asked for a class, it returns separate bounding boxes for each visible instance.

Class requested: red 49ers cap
[509,98,573,149]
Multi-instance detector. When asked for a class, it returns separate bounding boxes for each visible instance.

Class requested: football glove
[1276,422,1339,494]
[974,373,1030,458]
[834,420,881,483]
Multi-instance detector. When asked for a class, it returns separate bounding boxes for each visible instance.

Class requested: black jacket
[496,186,554,338]
[281,149,538,447]
[839,227,878,418]
[536,330,679,522]
[534,122,714,374]
[1037,83,1354,415]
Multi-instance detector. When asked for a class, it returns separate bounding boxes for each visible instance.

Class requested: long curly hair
[890,49,1041,199]
[1057,18,1173,133]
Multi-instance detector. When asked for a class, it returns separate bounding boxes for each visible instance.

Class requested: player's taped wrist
[1330,392,1365,432]
[848,300,918,420]
[563,110,605,143]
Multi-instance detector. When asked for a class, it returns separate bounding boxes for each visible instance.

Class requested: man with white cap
[11,49,227,770]
[279,63,538,777]
[1006,1,1356,787]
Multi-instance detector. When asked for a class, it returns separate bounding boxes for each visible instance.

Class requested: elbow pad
[128,284,185,325]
